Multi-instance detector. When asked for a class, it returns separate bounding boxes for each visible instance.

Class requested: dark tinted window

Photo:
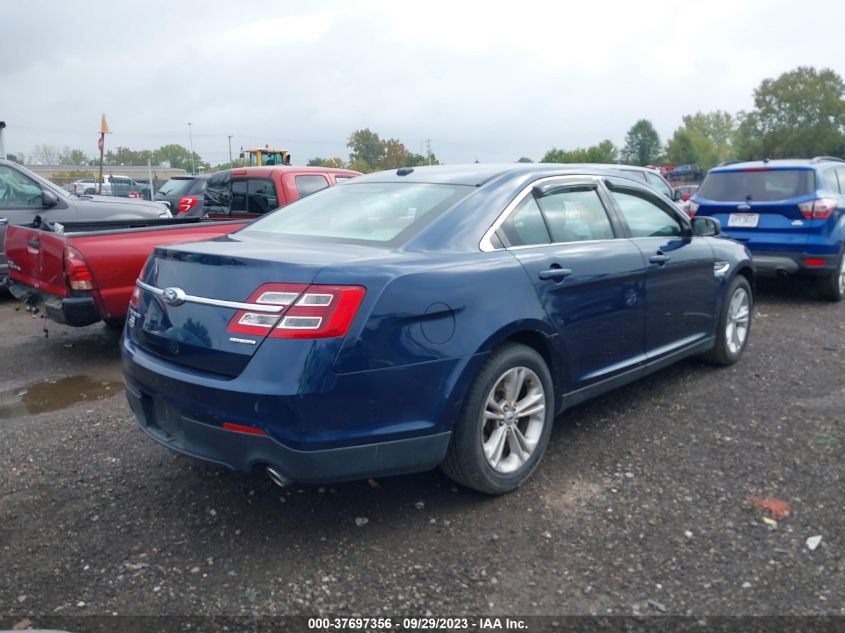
[158,178,193,196]
[231,179,247,212]
[500,196,550,246]
[230,179,277,215]
[698,169,816,201]
[612,191,682,238]
[295,175,329,198]
[536,187,614,243]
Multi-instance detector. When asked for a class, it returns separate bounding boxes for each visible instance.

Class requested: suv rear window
[698,169,816,202]
[158,178,194,196]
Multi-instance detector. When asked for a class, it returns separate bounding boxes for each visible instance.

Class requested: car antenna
[396,167,414,176]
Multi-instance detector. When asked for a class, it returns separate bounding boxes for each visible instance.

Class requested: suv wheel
[441,343,554,494]
[700,275,753,366]
[816,249,845,302]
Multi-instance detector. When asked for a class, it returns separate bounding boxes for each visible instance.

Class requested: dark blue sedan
[122,164,754,494]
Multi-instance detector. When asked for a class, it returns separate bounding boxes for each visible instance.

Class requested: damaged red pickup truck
[5,218,247,327]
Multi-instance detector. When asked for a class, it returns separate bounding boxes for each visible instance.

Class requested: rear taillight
[64,245,95,291]
[227,283,366,339]
[178,196,199,214]
[687,201,699,218]
[129,285,142,308]
[798,198,838,220]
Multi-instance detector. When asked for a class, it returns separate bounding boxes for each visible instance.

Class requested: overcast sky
[2,0,845,166]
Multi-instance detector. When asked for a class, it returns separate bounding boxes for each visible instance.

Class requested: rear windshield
[240,182,471,243]
[158,178,194,196]
[698,169,816,202]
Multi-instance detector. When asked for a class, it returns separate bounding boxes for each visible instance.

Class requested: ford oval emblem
[162,287,187,307]
[737,203,751,211]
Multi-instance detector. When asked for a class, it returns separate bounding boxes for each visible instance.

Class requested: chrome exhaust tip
[266,466,292,488]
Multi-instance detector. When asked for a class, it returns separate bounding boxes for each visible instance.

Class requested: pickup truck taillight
[798,198,838,220]
[178,197,199,214]
[64,245,95,291]
[227,283,366,339]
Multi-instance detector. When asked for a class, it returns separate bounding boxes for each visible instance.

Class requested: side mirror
[692,216,721,237]
[42,189,59,208]
[673,189,683,202]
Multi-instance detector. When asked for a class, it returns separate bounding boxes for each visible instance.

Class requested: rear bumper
[752,252,839,277]
[6,279,101,326]
[124,380,451,483]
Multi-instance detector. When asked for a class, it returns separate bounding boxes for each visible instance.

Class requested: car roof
[712,158,844,171]
[223,166,362,177]
[349,163,661,187]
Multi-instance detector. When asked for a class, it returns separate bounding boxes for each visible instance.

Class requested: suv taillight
[227,283,366,339]
[129,285,142,308]
[687,201,699,218]
[798,198,838,220]
[64,245,95,291]
[178,196,199,214]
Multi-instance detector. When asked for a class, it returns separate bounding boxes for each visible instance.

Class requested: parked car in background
[6,217,247,327]
[674,184,700,202]
[154,174,208,216]
[202,166,362,219]
[72,175,150,199]
[691,157,845,301]
[0,159,170,282]
[559,163,684,205]
[123,164,753,494]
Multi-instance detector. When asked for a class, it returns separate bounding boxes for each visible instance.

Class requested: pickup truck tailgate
[5,225,70,297]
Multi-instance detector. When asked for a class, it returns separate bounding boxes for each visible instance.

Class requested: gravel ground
[0,280,843,625]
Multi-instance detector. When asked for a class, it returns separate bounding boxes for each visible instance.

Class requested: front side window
[536,187,614,243]
[0,165,43,208]
[295,175,329,198]
[612,190,683,238]
[247,179,277,214]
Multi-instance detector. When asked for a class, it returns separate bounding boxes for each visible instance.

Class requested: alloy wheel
[481,366,546,474]
[725,287,750,355]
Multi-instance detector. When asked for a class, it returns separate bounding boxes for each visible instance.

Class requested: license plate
[728,213,759,228]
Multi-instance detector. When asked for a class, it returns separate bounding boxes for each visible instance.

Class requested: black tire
[815,249,844,302]
[699,275,753,366]
[104,319,125,332]
[441,343,555,494]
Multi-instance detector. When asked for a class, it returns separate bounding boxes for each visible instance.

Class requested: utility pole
[227,135,233,166]
[425,139,432,165]
[97,114,110,194]
[187,122,195,174]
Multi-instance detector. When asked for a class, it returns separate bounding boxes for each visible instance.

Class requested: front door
[497,178,648,390]
[605,178,717,359]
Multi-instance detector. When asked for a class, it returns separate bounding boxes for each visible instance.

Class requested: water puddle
[0,375,123,420]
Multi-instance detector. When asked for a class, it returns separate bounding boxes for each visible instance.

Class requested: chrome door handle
[649,254,671,265]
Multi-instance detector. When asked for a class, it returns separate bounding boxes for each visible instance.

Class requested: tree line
[536,66,845,170]
[10,144,209,173]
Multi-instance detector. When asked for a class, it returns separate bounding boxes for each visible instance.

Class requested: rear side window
[295,175,329,198]
[500,196,550,246]
[698,169,816,202]
[231,178,277,215]
[536,187,614,243]
[822,169,841,193]
[612,191,683,238]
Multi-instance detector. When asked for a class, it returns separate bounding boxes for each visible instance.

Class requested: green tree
[105,146,154,166]
[542,139,619,164]
[665,128,718,170]
[516,156,533,163]
[621,119,662,166]
[379,138,411,170]
[58,147,90,166]
[153,144,208,172]
[306,157,325,166]
[347,128,384,170]
[320,157,345,168]
[734,66,845,160]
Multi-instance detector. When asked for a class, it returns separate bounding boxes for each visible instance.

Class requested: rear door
[694,167,817,253]
[496,176,647,389]
[605,177,717,359]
